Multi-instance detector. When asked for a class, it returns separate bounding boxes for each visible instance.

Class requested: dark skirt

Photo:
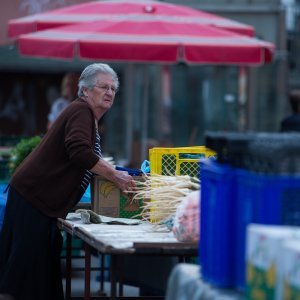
[0,187,64,300]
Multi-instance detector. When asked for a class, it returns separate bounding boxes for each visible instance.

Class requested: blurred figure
[0,82,25,135]
[47,72,79,130]
[280,89,300,132]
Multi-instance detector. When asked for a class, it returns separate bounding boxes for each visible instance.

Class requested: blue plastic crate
[235,170,300,290]
[0,183,8,232]
[199,159,237,288]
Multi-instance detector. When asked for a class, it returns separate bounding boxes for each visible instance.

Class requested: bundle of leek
[128,174,200,224]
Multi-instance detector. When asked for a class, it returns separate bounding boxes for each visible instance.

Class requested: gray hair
[78,63,119,97]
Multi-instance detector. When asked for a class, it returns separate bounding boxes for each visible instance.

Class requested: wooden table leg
[110,255,117,300]
[66,232,72,300]
[84,242,91,300]
[100,254,105,292]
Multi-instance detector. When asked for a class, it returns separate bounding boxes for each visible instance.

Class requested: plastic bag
[172,190,200,242]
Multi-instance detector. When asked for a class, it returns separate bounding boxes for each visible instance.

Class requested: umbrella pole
[140,65,149,163]
[124,64,134,164]
[237,66,248,131]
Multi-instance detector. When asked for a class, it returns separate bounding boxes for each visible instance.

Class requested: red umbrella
[8,0,255,38]
[17,20,273,65]
[8,1,274,157]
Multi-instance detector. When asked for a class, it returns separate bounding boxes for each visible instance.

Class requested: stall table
[57,214,198,300]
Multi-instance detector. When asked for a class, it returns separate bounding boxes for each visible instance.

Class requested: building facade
[0,0,297,165]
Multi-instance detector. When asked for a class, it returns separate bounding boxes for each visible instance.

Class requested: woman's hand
[113,171,136,193]
[90,158,136,192]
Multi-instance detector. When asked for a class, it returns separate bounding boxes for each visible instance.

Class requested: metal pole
[238,66,248,131]
[161,65,172,142]
[277,6,288,124]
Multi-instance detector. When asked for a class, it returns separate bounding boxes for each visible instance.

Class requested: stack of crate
[199,132,300,291]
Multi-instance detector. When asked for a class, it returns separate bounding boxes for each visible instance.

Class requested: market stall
[58,213,198,299]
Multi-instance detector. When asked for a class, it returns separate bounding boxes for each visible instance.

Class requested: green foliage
[9,136,42,175]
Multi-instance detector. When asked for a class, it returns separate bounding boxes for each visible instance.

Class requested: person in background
[0,63,136,300]
[47,72,79,130]
[280,89,300,132]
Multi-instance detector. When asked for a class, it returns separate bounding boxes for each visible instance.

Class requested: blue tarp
[0,183,8,231]
[0,183,91,231]
[80,184,91,203]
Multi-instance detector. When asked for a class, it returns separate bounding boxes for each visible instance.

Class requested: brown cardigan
[10,99,99,218]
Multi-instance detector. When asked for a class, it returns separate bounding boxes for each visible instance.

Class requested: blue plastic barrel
[199,159,237,288]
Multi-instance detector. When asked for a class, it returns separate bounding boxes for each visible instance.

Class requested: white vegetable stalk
[126,173,200,224]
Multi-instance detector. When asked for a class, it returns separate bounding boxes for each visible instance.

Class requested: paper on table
[66,212,141,225]
[63,214,179,250]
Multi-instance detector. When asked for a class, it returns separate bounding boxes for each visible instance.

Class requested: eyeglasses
[94,84,118,94]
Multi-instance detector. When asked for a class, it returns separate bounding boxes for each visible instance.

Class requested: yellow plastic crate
[149,146,216,178]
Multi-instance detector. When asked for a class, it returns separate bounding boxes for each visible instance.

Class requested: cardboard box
[279,240,300,300]
[91,175,144,219]
[246,224,300,300]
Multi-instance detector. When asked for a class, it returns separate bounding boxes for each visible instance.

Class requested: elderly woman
[0,63,135,300]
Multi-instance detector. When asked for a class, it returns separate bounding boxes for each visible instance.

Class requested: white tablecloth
[65,213,179,250]
[165,263,245,300]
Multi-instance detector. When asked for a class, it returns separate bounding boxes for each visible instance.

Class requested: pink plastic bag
[172,190,200,242]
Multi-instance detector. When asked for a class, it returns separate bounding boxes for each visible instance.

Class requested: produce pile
[129,174,200,224]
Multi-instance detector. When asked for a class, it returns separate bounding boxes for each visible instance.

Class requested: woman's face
[84,73,117,113]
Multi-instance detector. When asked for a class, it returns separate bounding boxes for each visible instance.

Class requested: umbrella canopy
[8,0,255,38]
[17,19,274,65]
